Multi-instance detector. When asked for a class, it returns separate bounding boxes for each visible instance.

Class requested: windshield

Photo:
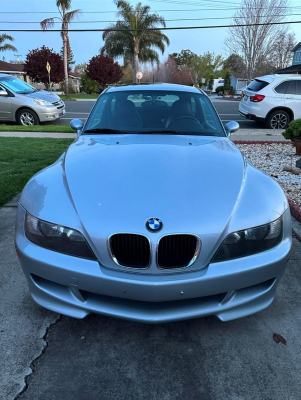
[84,90,225,136]
[247,79,269,92]
[0,76,37,94]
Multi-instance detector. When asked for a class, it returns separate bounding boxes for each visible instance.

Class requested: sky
[1,0,301,68]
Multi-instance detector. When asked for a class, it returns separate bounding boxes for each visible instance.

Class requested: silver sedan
[15,84,292,323]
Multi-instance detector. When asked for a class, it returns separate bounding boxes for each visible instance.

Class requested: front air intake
[158,234,200,269]
[109,234,150,269]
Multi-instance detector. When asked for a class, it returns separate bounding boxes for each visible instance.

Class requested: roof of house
[69,71,81,78]
[274,64,301,74]
[291,42,301,52]
[230,72,248,80]
[0,61,25,73]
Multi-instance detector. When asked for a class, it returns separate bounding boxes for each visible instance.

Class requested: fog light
[46,115,56,119]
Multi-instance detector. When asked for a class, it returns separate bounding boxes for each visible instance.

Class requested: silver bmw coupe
[15,84,292,323]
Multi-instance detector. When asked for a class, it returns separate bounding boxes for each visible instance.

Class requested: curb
[233,140,288,144]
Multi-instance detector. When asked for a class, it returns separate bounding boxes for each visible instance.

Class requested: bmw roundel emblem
[146,218,163,232]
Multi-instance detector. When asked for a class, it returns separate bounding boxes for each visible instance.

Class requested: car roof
[253,74,301,83]
[106,83,204,94]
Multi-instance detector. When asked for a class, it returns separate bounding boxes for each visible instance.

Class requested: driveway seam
[14,315,62,400]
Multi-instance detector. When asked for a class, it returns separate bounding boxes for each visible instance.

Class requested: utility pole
[14,54,22,63]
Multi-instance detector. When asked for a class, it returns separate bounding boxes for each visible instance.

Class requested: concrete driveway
[1,205,301,400]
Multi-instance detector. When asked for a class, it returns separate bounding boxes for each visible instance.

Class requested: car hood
[24,90,61,102]
[62,134,246,266]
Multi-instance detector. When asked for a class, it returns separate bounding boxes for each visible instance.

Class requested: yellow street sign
[46,62,51,74]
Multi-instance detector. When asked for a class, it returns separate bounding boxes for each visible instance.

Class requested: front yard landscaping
[0,137,74,206]
[0,125,74,133]
[237,143,301,209]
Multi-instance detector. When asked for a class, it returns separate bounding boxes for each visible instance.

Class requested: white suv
[239,74,301,129]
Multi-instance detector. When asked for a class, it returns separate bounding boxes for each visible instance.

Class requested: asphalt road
[51,98,264,130]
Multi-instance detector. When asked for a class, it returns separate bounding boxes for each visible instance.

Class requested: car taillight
[250,94,265,102]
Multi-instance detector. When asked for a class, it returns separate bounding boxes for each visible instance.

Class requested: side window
[274,81,290,94]
[295,81,301,95]
[286,80,296,95]
[0,84,7,93]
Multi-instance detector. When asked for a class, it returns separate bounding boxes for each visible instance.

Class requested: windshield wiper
[83,128,130,134]
[137,130,181,135]
[137,130,207,136]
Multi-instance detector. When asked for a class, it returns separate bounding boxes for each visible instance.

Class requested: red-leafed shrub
[25,46,64,89]
[87,55,122,86]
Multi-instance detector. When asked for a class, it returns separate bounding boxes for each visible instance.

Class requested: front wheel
[266,110,290,129]
[17,108,39,126]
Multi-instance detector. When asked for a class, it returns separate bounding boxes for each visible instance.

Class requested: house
[0,61,27,80]
[68,71,81,93]
[0,61,81,92]
[230,72,248,92]
[275,42,301,74]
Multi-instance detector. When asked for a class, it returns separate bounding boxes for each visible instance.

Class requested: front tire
[17,108,39,126]
[266,110,290,129]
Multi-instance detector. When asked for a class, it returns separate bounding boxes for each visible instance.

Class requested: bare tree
[270,31,296,70]
[226,0,290,81]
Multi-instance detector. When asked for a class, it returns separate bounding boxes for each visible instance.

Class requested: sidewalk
[0,129,288,141]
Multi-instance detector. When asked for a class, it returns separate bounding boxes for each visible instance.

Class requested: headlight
[25,212,97,260]
[211,217,282,263]
[34,98,53,106]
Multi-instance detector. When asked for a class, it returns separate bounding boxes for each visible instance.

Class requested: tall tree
[74,62,86,74]
[271,31,296,70]
[60,39,76,68]
[226,0,290,82]
[223,54,246,73]
[41,0,81,98]
[0,34,17,53]
[101,0,170,83]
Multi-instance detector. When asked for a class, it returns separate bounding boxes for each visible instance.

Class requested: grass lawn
[0,137,74,207]
[0,125,75,133]
[60,94,99,100]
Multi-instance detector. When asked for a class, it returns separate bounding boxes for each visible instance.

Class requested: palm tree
[41,0,81,98]
[0,34,17,53]
[101,1,170,83]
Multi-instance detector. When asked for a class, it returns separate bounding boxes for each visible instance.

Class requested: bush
[282,119,301,140]
[215,85,224,94]
[59,81,76,95]
[80,71,99,94]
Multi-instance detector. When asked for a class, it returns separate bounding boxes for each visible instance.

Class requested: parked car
[15,84,292,323]
[239,74,301,129]
[0,73,65,125]
[236,86,247,96]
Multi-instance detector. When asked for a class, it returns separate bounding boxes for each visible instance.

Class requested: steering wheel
[167,116,202,130]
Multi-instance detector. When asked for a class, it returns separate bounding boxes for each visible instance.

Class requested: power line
[1,13,301,24]
[1,19,301,32]
[1,5,300,14]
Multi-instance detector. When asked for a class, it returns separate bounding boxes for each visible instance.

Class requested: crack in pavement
[14,315,62,400]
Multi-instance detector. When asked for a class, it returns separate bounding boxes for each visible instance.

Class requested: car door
[0,83,12,121]
[283,80,301,119]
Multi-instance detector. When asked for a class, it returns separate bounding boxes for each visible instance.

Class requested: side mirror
[224,121,239,137]
[0,90,8,97]
[70,119,84,137]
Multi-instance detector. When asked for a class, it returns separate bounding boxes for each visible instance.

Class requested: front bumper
[37,106,66,122]
[15,207,292,323]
